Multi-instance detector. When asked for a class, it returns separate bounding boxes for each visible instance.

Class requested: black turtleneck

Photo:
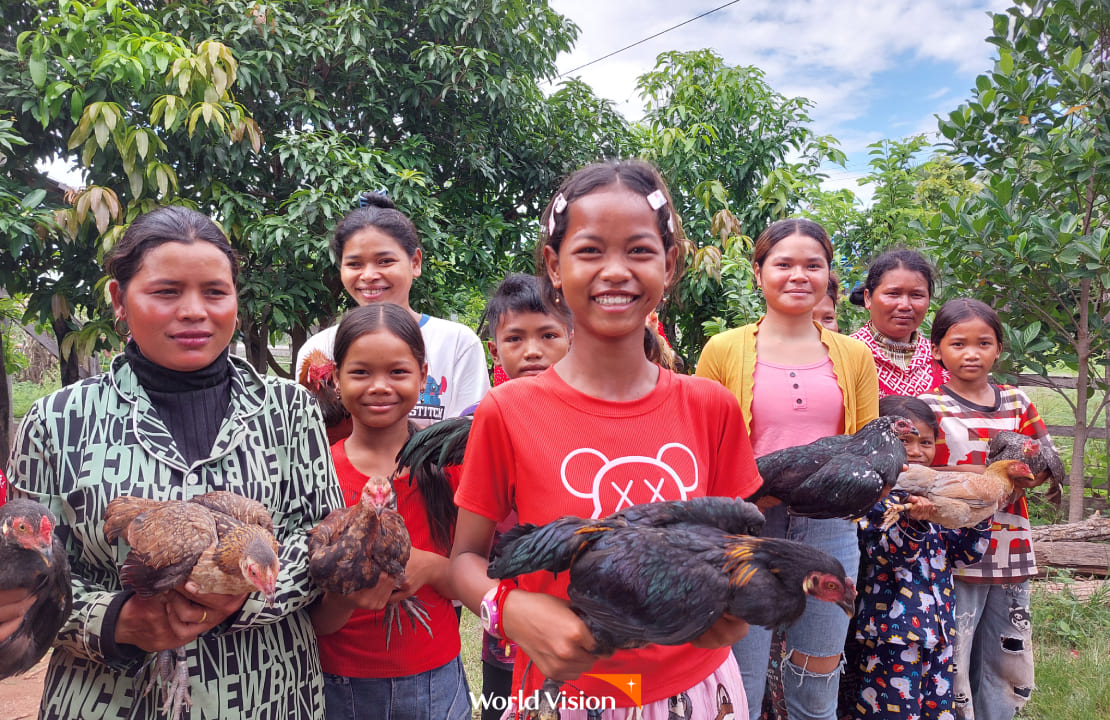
[124,342,232,465]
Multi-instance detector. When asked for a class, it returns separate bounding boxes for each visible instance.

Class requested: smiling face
[109,241,238,372]
[543,186,676,343]
[335,329,427,432]
[488,310,571,379]
[932,316,1001,384]
[339,227,422,309]
[864,267,931,343]
[754,233,830,317]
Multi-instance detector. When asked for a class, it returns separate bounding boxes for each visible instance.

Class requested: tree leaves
[927,0,1110,520]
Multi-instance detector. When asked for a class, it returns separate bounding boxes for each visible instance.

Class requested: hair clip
[546,193,568,236]
[646,189,667,210]
[357,188,389,207]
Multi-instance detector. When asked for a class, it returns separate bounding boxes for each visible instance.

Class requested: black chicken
[0,499,73,680]
[395,415,472,481]
[487,497,855,718]
[751,415,918,519]
[987,430,1066,504]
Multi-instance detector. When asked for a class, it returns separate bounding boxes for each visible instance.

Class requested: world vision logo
[584,673,643,706]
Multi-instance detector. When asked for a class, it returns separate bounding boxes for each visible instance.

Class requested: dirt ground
[0,654,46,720]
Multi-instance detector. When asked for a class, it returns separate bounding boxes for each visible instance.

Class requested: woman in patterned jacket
[8,206,346,720]
[849,249,948,398]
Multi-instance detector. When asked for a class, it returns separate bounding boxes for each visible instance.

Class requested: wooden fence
[1016,374,1110,442]
[1016,375,1109,495]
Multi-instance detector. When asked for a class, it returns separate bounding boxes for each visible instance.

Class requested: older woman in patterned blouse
[849,249,948,398]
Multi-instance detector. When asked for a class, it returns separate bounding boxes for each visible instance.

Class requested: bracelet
[493,578,518,641]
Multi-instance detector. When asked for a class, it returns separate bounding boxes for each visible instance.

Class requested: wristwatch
[479,586,501,638]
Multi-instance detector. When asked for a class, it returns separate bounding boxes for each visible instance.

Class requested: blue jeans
[733,505,860,720]
[323,655,471,720]
[952,580,1034,720]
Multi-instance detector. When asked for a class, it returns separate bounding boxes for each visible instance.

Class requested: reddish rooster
[308,475,431,645]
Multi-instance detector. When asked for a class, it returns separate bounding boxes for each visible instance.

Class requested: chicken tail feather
[488,516,603,579]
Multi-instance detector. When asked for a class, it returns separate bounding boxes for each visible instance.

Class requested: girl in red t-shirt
[450,160,761,719]
[309,303,469,720]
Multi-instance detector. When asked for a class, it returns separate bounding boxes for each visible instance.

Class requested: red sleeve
[1017,399,1051,441]
[707,381,762,499]
[454,393,514,523]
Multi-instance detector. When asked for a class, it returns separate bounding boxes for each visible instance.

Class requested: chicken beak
[263,574,278,607]
[37,518,55,566]
[837,579,858,616]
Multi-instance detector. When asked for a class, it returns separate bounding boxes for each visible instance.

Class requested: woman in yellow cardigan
[696,218,878,720]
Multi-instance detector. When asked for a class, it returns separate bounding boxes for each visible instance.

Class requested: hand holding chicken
[881,460,1035,530]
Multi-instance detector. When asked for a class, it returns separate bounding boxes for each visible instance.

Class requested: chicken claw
[880,502,912,530]
[137,647,191,720]
[161,647,192,720]
[383,597,433,648]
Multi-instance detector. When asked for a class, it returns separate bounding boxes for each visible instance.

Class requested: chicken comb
[299,349,336,392]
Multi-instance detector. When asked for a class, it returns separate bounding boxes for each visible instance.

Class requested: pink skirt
[498,654,747,720]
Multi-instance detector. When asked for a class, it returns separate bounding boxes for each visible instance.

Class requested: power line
[556,0,745,79]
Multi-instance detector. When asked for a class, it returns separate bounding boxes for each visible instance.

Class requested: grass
[12,376,60,420]
[460,608,484,718]
[1020,579,1110,718]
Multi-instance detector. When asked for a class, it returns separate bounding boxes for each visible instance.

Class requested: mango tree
[634,49,845,360]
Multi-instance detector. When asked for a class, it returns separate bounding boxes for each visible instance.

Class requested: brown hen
[881,460,1035,529]
[104,491,280,720]
[308,476,431,645]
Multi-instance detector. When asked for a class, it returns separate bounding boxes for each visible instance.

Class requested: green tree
[2,0,631,379]
[0,0,253,384]
[634,49,845,359]
[924,0,1110,521]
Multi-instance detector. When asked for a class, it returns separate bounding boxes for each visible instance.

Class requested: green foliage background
[1,0,1108,508]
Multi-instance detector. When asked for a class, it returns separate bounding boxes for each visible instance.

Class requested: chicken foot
[880,502,913,530]
[161,646,192,720]
[383,596,432,648]
[139,647,191,720]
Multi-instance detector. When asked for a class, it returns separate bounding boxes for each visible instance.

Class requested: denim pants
[323,655,472,720]
[951,580,1034,720]
[732,505,861,720]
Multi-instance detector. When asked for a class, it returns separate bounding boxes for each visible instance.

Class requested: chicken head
[802,571,857,616]
[238,533,280,605]
[1,506,55,565]
[360,476,396,512]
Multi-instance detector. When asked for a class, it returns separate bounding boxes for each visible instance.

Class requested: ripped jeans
[951,580,1034,720]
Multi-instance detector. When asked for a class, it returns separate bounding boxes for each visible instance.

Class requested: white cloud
[548,0,1009,142]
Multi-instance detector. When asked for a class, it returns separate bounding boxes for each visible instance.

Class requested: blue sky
[547,0,1010,199]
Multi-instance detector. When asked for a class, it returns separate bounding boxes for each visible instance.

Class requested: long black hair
[334,303,457,552]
